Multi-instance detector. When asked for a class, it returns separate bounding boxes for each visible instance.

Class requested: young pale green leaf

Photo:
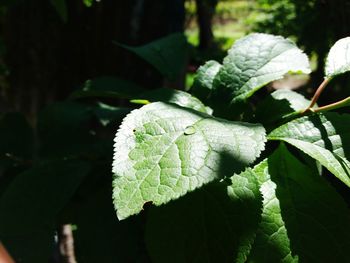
[116,33,188,80]
[266,144,350,262]
[146,174,262,263]
[112,102,266,219]
[325,37,350,78]
[247,160,297,263]
[255,89,313,126]
[213,33,310,104]
[268,112,350,187]
[133,88,211,114]
[191,60,222,102]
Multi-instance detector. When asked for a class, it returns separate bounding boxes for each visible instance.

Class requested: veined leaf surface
[112,102,266,219]
[213,33,310,104]
[325,37,350,78]
[268,113,350,187]
[265,144,350,262]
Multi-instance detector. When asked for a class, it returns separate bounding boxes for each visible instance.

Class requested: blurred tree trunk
[2,0,185,122]
[195,0,217,50]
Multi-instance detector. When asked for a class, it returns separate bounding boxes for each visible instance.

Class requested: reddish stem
[303,78,331,113]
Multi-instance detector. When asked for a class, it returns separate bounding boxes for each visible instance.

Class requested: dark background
[1,0,350,262]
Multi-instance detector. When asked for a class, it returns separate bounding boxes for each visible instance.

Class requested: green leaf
[0,160,91,262]
[83,0,93,7]
[92,102,131,127]
[74,185,147,263]
[268,112,350,187]
[0,113,34,185]
[1,230,53,263]
[212,33,310,104]
[38,102,96,158]
[133,88,211,114]
[50,0,68,23]
[266,144,350,262]
[247,160,297,263]
[191,60,222,102]
[325,37,350,78]
[255,89,313,126]
[228,169,263,263]
[112,102,266,219]
[116,33,188,80]
[70,76,146,100]
[0,113,34,161]
[146,175,262,263]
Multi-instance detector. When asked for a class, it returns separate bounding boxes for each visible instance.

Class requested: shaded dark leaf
[116,33,188,80]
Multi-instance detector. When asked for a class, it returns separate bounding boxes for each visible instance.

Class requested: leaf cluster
[2,32,350,262]
[112,33,350,262]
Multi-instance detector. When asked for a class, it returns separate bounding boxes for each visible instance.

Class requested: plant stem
[303,78,331,113]
[313,96,350,113]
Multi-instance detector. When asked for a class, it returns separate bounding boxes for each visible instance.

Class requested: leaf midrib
[268,136,350,186]
[229,43,303,102]
[278,155,344,261]
[124,117,214,210]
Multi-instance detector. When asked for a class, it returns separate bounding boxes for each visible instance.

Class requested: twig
[313,96,350,113]
[302,78,331,113]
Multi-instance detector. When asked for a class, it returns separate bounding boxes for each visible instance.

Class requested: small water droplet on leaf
[184,126,196,135]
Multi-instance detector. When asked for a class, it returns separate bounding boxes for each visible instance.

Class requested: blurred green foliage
[252,0,330,57]
[252,0,350,105]
[185,0,257,65]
